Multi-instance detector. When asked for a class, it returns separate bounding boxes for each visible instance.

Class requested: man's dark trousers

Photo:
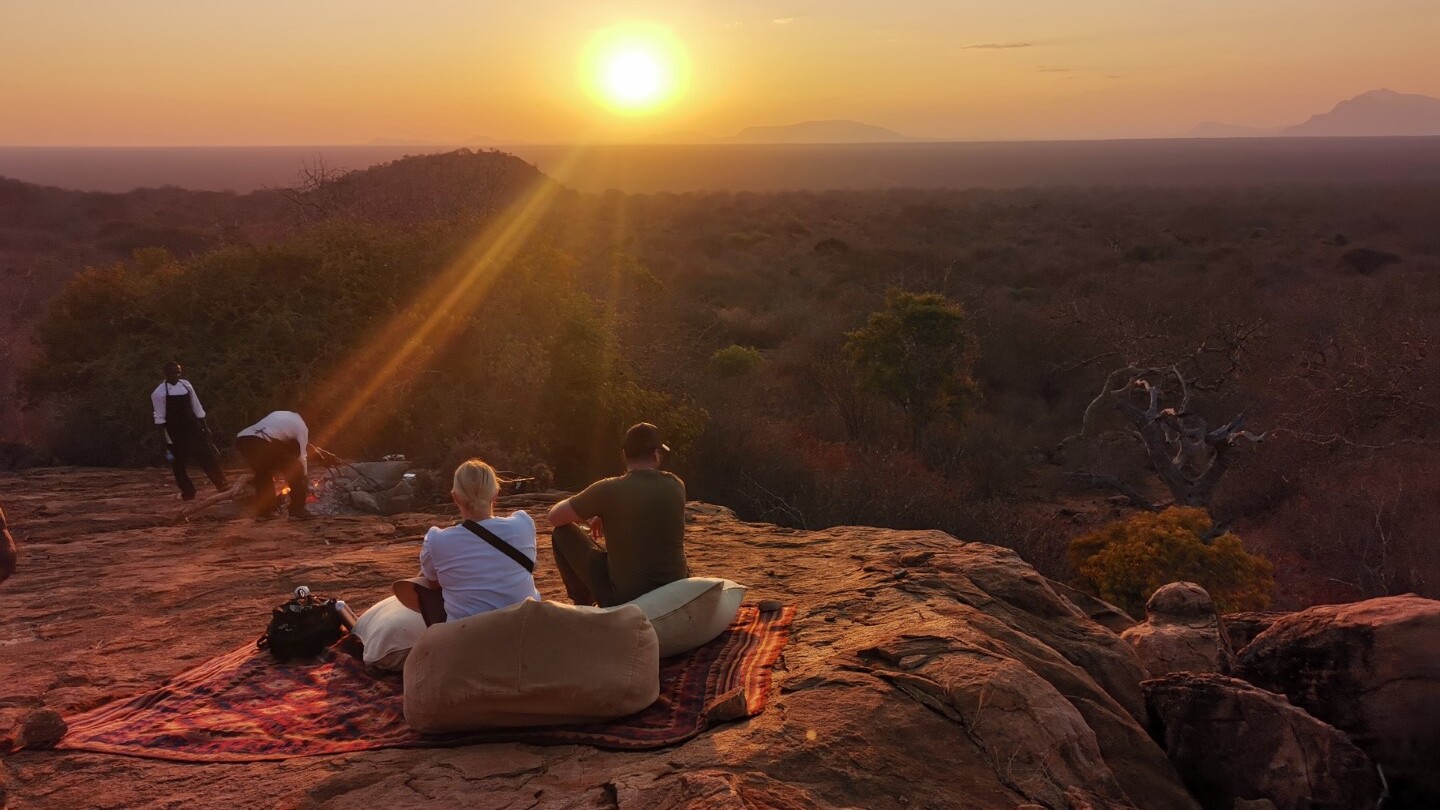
[170,429,226,500]
[234,436,307,516]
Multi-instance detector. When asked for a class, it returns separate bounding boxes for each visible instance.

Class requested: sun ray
[304,146,593,453]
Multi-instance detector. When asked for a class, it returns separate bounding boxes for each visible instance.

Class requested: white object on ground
[353,595,428,671]
[613,577,748,658]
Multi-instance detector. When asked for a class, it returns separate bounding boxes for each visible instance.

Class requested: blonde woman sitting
[394,459,541,625]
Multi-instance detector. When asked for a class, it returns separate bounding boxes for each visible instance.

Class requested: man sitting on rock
[547,423,689,607]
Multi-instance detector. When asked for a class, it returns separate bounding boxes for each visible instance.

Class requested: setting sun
[584,25,685,114]
[603,50,663,105]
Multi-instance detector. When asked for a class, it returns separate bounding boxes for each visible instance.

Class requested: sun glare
[585,25,685,114]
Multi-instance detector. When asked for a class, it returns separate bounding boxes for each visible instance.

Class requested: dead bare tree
[275,155,353,224]
[1060,365,1265,510]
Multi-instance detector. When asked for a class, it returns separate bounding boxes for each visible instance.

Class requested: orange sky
[2,0,1438,145]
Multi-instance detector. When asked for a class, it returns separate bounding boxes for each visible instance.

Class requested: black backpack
[257,591,345,662]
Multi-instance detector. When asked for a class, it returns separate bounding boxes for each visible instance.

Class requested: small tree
[1068,507,1274,616]
[845,290,977,448]
[709,345,764,378]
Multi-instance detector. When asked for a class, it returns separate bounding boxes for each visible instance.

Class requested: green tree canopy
[708,345,764,378]
[1068,507,1274,616]
[844,290,977,448]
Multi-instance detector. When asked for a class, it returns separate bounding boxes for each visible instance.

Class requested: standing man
[234,410,312,520]
[547,423,688,606]
[151,361,228,501]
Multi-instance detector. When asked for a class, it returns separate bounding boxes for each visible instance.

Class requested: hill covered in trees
[10,149,1440,608]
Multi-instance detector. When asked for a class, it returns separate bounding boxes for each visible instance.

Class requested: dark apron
[164,384,201,442]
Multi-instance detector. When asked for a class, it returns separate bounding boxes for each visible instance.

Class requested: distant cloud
[963,42,1032,50]
[1038,66,1071,73]
[772,18,795,25]
[1105,74,1122,80]
[723,21,743,28]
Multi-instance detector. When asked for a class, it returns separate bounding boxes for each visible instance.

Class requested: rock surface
[1144,672,1380,810]
[1222,611,1287,655]
[1047,577,1138,633]
[1120,582,1233,677]
[0,467,1201,809]
[1236,595,1440,809]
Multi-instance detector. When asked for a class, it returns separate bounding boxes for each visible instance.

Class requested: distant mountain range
[362,93,1440,148]
[1188,89,1440,138]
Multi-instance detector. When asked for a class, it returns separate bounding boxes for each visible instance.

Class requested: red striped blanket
[56,605,793,762]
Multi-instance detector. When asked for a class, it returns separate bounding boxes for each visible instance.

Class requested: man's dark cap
[623,422,670,459]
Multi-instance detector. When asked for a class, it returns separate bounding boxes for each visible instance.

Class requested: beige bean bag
[403,599,659,732]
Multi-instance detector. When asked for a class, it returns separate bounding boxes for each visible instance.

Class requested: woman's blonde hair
[452,458,499,512]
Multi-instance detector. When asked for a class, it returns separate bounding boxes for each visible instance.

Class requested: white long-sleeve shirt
[236,411,310,473]
[151,380,207,443]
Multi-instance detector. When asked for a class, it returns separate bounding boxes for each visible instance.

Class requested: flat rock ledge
[2,467,1189,808]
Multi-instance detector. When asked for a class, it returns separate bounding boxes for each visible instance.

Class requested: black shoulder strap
[462,520,536,573]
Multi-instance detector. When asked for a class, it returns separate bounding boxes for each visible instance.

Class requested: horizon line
[8,133,1440,150]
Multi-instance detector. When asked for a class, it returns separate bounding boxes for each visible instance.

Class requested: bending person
[150,361,228,500]
[547,423,688,607]
[395,459,540,625]
[234,410,311,520]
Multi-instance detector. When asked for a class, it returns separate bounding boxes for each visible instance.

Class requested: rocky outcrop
[1145,673,1380,810]
[1223,611,1287,655]
[0,467,1197,809]
[1236,595,1440,809]
[1121,582,1233,677]
[1048,577,1138,633]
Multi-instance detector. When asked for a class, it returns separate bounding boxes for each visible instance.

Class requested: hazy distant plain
[3,138,1439,194]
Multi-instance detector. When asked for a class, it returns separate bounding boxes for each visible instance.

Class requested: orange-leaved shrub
[1068,507,1274,616]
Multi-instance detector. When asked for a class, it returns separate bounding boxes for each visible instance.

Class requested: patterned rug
[56,605,794,762]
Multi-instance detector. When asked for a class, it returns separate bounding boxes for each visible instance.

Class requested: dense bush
[1068,507,1274,616]
[22,221,702,486]
[708,345,764,378]
[16,162,1440,606]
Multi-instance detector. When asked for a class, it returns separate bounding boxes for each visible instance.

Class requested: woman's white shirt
[418,510,541,621]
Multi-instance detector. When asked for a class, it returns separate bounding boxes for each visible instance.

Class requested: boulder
[1236,595,1440,808]
[1223,611,1288,654]
[1145,672,1381,810]
[335,461,411,490]
[814,542,1201,810]
[1,708,67,753]
[348,489,383,514]
[1121,582,1234,677]
[381,481,415,514]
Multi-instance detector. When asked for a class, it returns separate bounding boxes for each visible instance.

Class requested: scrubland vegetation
[13,151,1440,608]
